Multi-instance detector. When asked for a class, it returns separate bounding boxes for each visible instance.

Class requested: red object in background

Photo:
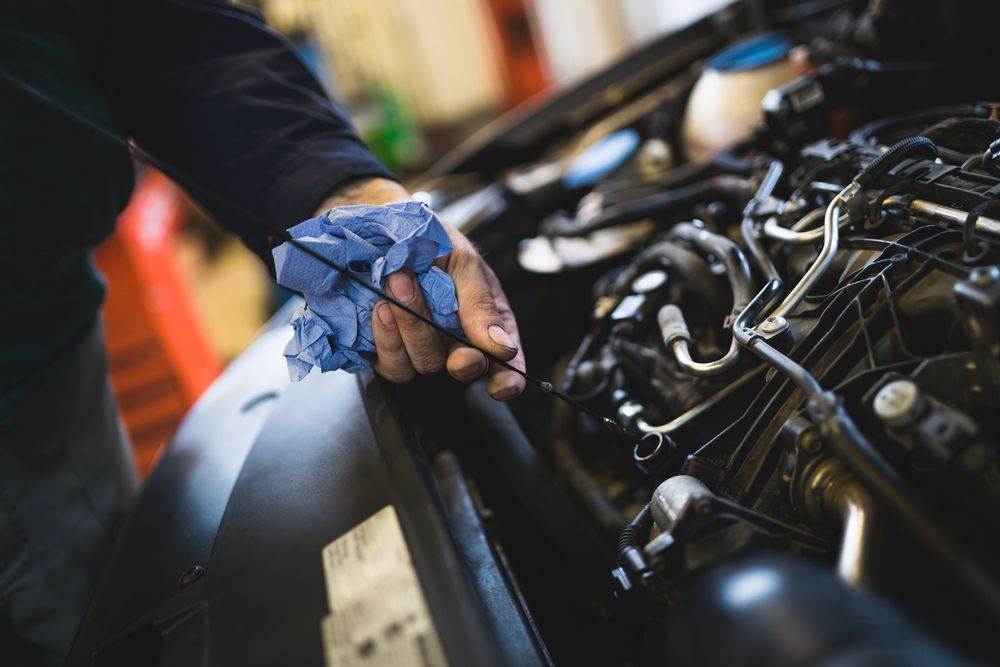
[485,0,549,106]
[94,169,222,478]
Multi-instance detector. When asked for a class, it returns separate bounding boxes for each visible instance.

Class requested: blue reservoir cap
[707,32,791,73]
[563,129,641,189]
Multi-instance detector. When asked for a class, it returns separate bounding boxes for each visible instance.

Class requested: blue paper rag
[272,201,463,381]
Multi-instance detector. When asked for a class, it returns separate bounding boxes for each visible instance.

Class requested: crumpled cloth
[272,201,462,381]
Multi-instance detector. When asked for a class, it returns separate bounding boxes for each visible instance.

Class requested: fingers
[386,270,448,375]
[446,342,487,383]
[371,301,415,383]
[486,363,526,401]
[373,227,527,404]
[483,284,526,400]
[448,244,520,363]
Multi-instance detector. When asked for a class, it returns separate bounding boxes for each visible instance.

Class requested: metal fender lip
[69,300,544,667]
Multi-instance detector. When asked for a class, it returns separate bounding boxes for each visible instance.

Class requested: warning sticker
[320,506,447,667]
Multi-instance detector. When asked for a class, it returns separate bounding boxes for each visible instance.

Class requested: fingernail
[488,325,517,353]
[376,302,395,328]
[388,273,415,303]
[492,385,519,401]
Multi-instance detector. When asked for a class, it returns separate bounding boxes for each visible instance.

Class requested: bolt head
[759,315,788,334]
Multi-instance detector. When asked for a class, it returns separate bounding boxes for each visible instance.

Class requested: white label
[320,506,447,667]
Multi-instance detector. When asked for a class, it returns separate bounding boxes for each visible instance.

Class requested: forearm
[314,177,411,214]
[105,0,395,260]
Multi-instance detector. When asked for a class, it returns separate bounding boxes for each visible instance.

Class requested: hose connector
[658,304,691,347]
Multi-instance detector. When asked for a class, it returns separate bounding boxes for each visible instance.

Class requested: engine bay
[404,2,1000,664]
[66,2,1000,665]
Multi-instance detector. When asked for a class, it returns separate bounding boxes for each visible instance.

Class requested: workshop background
[96,0,730,476]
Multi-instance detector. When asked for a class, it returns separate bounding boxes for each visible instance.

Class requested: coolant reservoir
[682,32,799,161]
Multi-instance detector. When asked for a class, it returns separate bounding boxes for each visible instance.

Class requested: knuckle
[411,348,446,375]
[450,249,480,276]
[413,358,445,376]
[380,364,415,384]
[376,333,406,355]
[451,235,476,257]
[372,327,403,354]
[469,291,496,312]
[392,308,420,327]
[398,319,438,345]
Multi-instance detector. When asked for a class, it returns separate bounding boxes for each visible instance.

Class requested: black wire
[0,66,643,441]
[963,199,1000,258]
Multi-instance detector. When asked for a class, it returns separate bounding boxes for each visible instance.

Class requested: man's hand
[316,177,526,401]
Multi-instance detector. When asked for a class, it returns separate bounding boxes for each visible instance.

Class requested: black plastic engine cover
[68,304,543,667]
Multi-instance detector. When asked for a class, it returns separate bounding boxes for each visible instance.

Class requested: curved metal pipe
[837,487,876,588]
[742,212,782,283]
[762,207,849,244]
[633,366,764,435]
[771,183,857,318]
[740,161,786,315]
[734,277,784,337]
[662,223,753,377]
[802,457,877,588]
[669,223,754,310]
[669,337,741,378]
[755,159,785,202]
[615,163,784,427]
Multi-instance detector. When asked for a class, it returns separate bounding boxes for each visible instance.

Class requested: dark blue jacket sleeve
[102,0,397,261]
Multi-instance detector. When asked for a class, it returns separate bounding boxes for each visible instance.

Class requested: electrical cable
[963,199,1000,258]
[0,66,643,441]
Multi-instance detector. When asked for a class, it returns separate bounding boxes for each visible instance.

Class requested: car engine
[66,2,1000,666]
[404,2,1000,664]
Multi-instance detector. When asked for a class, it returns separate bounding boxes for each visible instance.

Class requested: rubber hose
[855,136,938,189]
[549,176,749,237]
[711,138,755,177]
[616,502,653,564]
[920,117,1000,146]
[849,103,992,144]
[963,199,1000,256]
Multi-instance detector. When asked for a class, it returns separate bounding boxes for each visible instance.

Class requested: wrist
[314,177,411,214]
